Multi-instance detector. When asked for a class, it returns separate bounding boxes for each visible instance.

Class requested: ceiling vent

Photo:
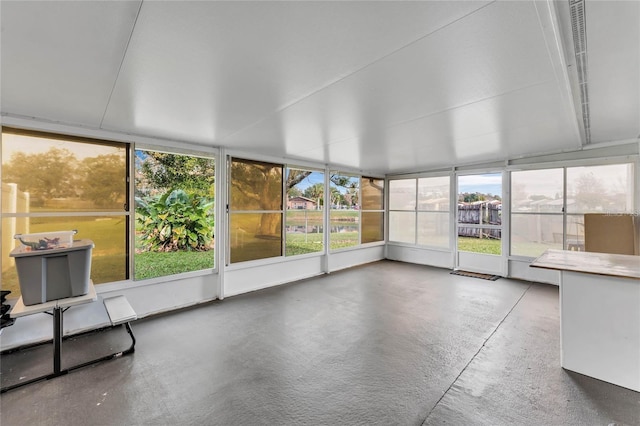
[569,0,591,144]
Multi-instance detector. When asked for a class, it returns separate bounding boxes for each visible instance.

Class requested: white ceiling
[1,1,638,174]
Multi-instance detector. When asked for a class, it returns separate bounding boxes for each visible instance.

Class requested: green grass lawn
[285,232,323,256]
[134,250,213,280]
[457,237,501,255]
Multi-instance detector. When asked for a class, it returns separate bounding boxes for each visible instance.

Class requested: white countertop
[10,282,97,318]
[530,249,640,280]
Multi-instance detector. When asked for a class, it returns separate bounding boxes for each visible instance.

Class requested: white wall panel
[224,256,324,297]
[386,245,454,269]
[328,246,385,273]
[101,275,218,317]
[509,258,560,285]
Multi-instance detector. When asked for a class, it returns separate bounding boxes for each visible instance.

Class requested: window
[361,177,384,244]
[389,179,417,244]
[510,163,634,257]
[229,158,283,263]
[1,128,129,297]
[329,172,359,250]
[418,176,450,248]
[285,167,324,256]
[134,149,215,279]
[566,163,635,251]
[511,168,564,257]
[389,176,450,248]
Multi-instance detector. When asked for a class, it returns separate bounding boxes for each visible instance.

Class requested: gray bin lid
[10,239,94,258]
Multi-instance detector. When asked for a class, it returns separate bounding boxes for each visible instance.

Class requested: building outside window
[285,167,324,256]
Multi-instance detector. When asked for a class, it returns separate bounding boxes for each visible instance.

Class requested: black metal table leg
[53,307,63,374]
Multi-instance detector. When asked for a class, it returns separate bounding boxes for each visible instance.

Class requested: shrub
[136,189,214,252]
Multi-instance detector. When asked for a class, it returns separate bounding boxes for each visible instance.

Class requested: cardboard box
[10,239,94,305]
[584,214,639,255]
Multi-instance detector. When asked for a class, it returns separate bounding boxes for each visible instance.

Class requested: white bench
[103,295,137,356]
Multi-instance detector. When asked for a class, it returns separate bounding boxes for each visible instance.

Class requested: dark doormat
[450,270,501,281]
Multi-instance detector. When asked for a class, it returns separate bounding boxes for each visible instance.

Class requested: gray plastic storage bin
[10,239,94,306]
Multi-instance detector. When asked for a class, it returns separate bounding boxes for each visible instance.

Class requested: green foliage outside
[134,151,215,280]
[80,154,127,207]
[138,152,215,198]
[3,147,126,208]
[136,189,214,252]
[459,192,501,203]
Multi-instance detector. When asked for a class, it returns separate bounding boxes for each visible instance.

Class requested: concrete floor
[1,260,639,425]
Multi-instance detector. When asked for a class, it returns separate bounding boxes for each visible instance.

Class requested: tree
[138,151,215,197]
[231,166,360,235]
[231,160,282,237]
[2,148,78,204]
[80,154,126,207]
[345,185,359,207]
[304,183,324,207]
[329,174,358,208]
[329,186,343,207]
[287,186,303,198]
[574,172,606,210]
[286,170,313,191]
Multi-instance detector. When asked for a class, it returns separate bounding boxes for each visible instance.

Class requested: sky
[288,170,358,194]
[292,171,324,191]
[2,132,122,163]
[458,173,502,196]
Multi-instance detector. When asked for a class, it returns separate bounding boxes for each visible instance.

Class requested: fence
[2,183,30,270]
[458,203,501,239]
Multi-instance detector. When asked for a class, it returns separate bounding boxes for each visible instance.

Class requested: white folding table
[1,282,136,393]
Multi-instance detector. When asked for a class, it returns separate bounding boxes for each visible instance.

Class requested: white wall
[386,244,453,269]
[223,245,385,297]
[224,255,324,297]
[328,245,385,273]
[508,258,560,285]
